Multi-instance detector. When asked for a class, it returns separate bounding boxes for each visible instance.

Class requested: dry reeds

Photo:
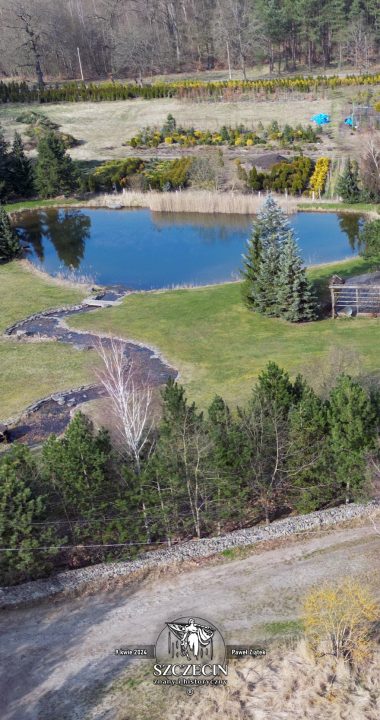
[88,190,299,215]
[111,640,380,720]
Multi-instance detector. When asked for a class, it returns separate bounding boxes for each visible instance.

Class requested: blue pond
[15,208,363,290]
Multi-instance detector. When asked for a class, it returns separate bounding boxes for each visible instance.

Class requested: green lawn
[1,257,380,419]
[0,262,92,420]
[0,261,86,331]
[69,258,380,408]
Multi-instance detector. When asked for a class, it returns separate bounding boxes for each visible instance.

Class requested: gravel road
[0,520,379,720]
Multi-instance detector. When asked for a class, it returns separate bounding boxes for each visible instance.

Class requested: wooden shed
[330,274,380,318]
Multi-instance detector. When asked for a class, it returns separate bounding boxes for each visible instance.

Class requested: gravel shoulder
[0,514,379,720]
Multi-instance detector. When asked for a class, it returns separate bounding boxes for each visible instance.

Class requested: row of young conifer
[1,73,380,104]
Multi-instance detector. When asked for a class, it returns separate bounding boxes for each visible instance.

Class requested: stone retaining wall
[1,501,378,610]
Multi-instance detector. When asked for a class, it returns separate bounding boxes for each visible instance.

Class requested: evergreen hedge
[1,72,380,104]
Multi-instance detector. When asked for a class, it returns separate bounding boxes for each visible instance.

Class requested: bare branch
[95,339,153,471]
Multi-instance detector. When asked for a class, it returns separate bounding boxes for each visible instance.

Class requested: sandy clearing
[0,520,378,720]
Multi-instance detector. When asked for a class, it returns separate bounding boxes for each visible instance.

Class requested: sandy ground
[0,520,379,720]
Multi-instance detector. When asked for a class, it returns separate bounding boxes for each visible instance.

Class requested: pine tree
[42,412,113,542]
[207,396,247,527]
[153,380,213,539]
[0,445,56,585]
[35,132,80,198]
[9,132,34,198]
[252,361,297,416]
[327,375,377,504]
[0,206,21,261]
[336,158,361,203]
[277,231,317,321]
[288,387,332,513]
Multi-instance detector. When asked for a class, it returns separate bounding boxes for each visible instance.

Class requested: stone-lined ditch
[2,289,176,446]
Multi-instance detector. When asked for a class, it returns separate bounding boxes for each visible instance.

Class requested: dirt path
[0,521,378,720]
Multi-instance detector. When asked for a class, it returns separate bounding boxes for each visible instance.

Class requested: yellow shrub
[246,138,254,146]
[164,136,173,144]
[303,578,378,666]
[309,157,330,197]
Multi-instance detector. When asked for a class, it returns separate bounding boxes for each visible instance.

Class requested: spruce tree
[336,159,361,203]
[254,241,282,315]
[241,195,290,310]
[277,231,317,322]
[241,224,262,307]
[0,128,10,201]
[0,206,21,261]
[35,132,79,198]
[9,132,34,198]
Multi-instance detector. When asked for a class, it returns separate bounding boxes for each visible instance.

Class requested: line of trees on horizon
[0,1,379,86]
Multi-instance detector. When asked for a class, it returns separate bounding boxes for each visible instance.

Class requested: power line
[0,540,170,552]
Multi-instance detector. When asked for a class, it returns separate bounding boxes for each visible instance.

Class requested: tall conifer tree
[277,231,316,321]
[0,206,21,261]
[241,195,290,311]
[9,132,34,198]
[35,132,79,198]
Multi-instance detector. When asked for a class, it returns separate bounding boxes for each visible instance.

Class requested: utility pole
[77,47,84,81]
[226,41,232,80]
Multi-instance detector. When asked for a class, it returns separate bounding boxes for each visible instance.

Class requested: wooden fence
[330,283,380,318]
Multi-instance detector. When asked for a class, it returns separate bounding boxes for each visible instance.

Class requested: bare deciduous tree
[360,132,380,200]
[95,339,153,472]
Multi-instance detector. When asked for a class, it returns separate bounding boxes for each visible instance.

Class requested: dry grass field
[0,89,360,163]
[100,643,380,720]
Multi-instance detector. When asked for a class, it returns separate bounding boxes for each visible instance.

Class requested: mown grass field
[69,257,380,408]
[1,256,379,418]
[0,262,91,420]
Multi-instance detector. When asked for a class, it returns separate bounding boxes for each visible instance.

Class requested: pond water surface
[14,208,363,289]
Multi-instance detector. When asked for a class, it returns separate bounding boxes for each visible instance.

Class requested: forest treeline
[1,363,379,586]
[0,1,379,86]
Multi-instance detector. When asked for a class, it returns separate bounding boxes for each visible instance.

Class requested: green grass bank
[0,261,91,420]
[69,257,380,408]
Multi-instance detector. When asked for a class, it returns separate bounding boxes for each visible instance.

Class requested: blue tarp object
[344,116,354,126]
[310,113,330,125]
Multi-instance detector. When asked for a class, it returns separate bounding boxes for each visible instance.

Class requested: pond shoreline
[13,205,365,289]
[7,192,379,218]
